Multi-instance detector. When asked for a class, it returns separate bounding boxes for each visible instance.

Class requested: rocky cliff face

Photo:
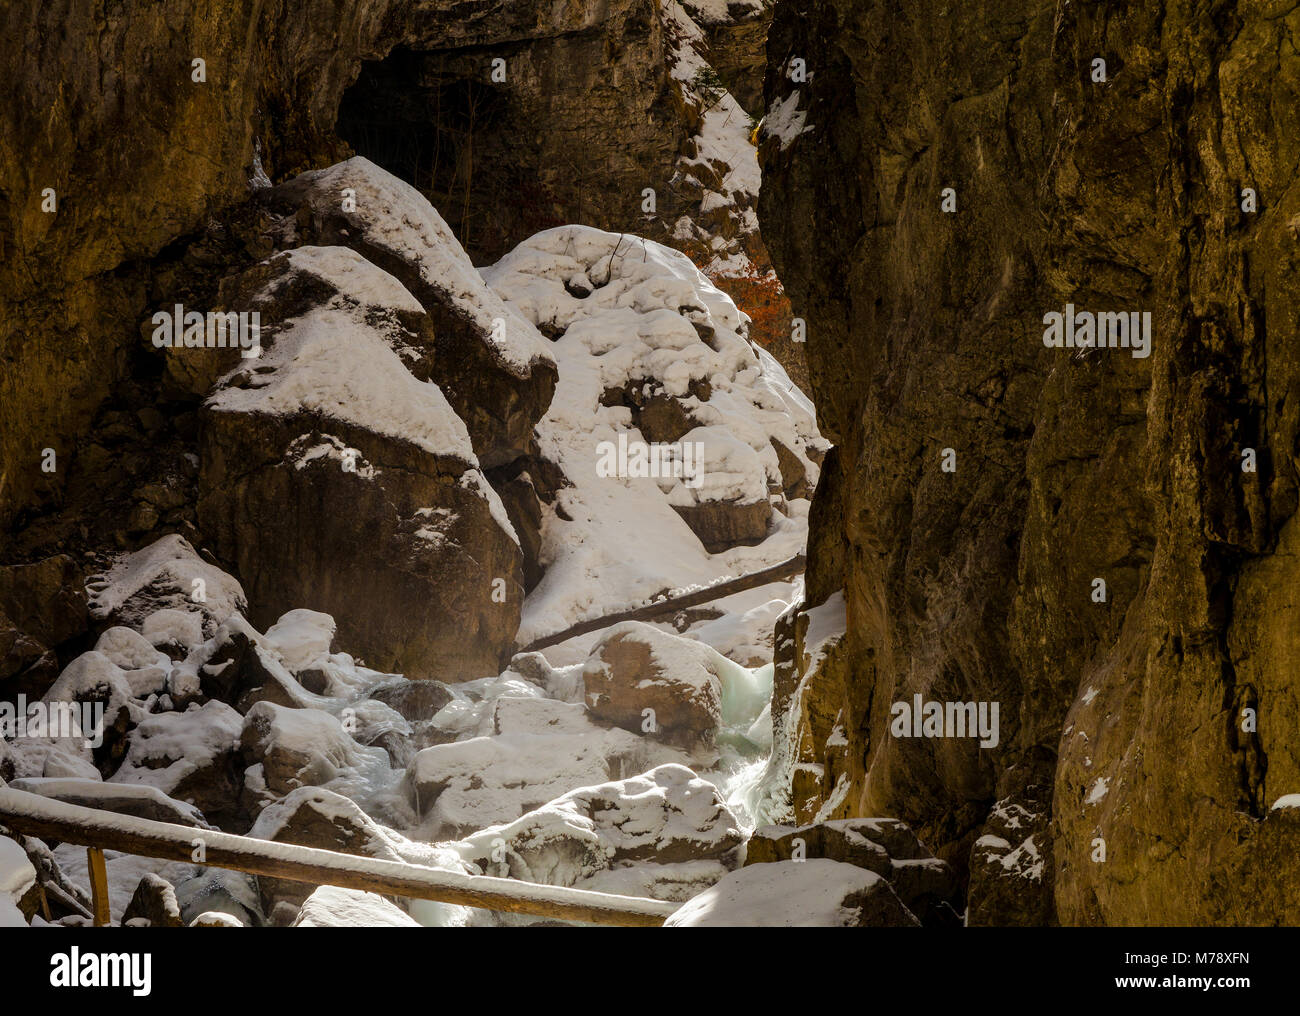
[0,0,789,542]
[0,0,800,686]
[759,0,1300,923]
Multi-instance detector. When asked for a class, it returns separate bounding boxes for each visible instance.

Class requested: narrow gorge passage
[0,0,1296,995]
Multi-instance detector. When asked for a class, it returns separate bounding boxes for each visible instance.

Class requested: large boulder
[238,701,388,802]
[197,244,523,681]
[457,763,744,893]
[85,535,248,640]
[746,817,959,926]
[664,858,920,927]
[582,622,724,748]
[109,700,245,830]
[265,158,557,472]
[405,723,688,839]
[248,786,407,910]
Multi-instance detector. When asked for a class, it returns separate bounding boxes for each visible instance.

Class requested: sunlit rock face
[760,0,1300,924]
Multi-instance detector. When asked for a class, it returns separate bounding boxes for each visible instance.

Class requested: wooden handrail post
[86,847,111,927]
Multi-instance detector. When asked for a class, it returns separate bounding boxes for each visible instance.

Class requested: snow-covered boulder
[0,836,36,928]
[292,885,419,928]
[582,621,723,747]
[190,614,317,712]
[267,157,557,471]
[486,696,591,736]
[3,732,99,782]
[41,651,144,771]
[198,243,523,681]
[92,626,171,673]
[250,786,408,860]
[249,785,472,916]
[746,817,959,925]
[248,786,408,909]
[263,609,336,674]
[9,777,211,828]
[405,724,689,839]
[238,701,388,803]
[140,608,206,659]
[109,700,244,829]
[483,225,822,647]
[457,763,744,906]
[85,534,248,640]
[664,858,920,927]
[121,873,184,928]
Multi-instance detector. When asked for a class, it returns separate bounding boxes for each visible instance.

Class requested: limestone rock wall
[760,0,1300,924]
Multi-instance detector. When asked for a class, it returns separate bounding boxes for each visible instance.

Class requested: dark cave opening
[336,47,514,259]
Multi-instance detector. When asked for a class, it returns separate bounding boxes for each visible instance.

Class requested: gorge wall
[0,0,797,690]
[0,0,783,548]
[759,0,1300,924]
[6,0,1300,928]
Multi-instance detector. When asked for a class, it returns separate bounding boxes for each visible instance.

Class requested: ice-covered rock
[457,763,744,904]
[405,724,689,839]
[238,701,389,803]
[483,225,821,648]
[664,858,920,927]
[583,621,772,753]
[582,622,723,747]
[174,868,263,927]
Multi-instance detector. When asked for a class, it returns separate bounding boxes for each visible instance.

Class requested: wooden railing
[0,788,678,927]
[519,553,805,653]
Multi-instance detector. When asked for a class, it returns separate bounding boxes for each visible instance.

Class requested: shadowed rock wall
[759,0,1300,924]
